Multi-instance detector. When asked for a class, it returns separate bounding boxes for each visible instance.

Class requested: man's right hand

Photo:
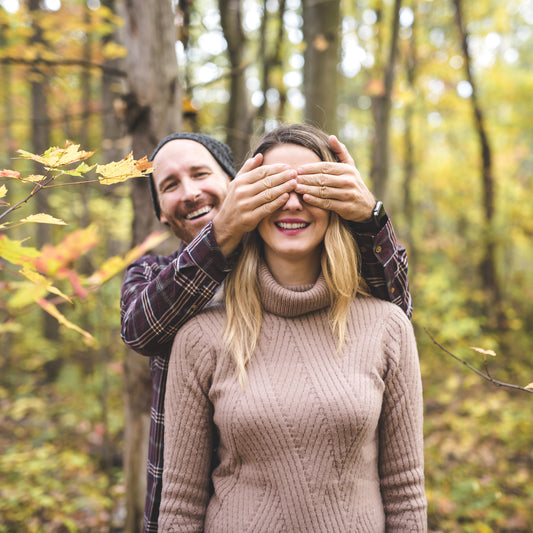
[213,153,297,257]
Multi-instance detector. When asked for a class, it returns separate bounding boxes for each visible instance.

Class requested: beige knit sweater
[159,263,426,532]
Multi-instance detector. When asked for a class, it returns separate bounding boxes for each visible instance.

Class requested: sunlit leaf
[32,226,99,276]
[86,231,168,287]
[18,141,96,168]
[525,383,533,391]
[102,40,127,60]
[20,213,68,226]
[0,169,21,179]
[35,297,95,345]
[96,153,152,184]
[60,162,97,178]
[0,235,40,265]
[469,346,497,357]
[0,184,8,198]
[20,265,73,303]
[22,174,47,183]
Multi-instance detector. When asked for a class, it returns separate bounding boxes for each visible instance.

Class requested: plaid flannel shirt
[120,218,411,533]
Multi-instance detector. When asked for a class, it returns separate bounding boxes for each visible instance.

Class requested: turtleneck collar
[258,261,330,318]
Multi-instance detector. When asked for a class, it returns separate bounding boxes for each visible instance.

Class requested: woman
[159,124,426,532]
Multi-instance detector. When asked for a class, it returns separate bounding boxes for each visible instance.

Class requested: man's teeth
[276,222,309,230]
[186,206,212,220]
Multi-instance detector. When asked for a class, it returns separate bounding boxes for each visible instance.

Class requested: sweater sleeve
[378,308,427,531]
[158,320,216,532]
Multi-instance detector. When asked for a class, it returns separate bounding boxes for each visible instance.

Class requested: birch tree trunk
[302,0,340,134]
[118,0,181,530]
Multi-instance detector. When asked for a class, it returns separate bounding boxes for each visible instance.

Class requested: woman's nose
[283,191,304,210]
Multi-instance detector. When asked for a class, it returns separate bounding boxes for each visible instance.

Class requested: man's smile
[185,205,213,220]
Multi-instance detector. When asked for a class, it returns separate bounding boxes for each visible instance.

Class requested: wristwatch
[350,201,388,234]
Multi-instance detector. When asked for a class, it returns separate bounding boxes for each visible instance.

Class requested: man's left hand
[295,135,375,223]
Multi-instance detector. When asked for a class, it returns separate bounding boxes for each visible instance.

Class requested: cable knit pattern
[159,264,426,532]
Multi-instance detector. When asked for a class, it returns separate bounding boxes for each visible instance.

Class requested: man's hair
[222,123,368,387]
[148,132,236,220]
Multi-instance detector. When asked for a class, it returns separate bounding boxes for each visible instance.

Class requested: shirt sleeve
[158,321,215,531]
[120,221,234,357]
[351,218,413,319]
[378,309,427,531]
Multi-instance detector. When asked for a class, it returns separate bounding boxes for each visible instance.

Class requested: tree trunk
[258,0,287,127]
[453,0,504,329]
[29,0,61,381]
[402,6,418,275]
[219,0,253,166]
[302,0,340,134]
[118,0,182,530]
[370,0,402,202]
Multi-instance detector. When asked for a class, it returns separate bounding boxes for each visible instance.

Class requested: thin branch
[0,175,54,222]
[0,56,126,77]
[425,329,533,394]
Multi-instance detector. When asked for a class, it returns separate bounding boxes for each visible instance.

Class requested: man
[120,132,411,532]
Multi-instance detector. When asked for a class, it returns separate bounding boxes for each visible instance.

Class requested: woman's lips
[274,219,310,232]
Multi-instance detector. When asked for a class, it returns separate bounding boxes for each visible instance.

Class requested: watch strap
[350,201,388,234]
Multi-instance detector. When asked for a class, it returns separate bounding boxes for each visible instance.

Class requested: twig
[0,175,54,222]
[425,329,533,394]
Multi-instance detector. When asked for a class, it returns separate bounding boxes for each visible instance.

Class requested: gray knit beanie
[148,132,236,220]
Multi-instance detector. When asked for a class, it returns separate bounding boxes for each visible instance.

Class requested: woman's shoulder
[352,294,411,325]
[170,304,226,364]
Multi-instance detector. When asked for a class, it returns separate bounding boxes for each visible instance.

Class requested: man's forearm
[352,218,412,319]
[120,221,232,356]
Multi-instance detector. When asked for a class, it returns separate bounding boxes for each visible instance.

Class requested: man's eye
[162,182,177,192]
[194,172,210,179]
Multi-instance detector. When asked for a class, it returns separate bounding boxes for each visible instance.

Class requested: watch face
[373,201,385,220]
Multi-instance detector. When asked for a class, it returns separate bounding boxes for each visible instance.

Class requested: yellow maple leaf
[20,213,68,226]
[87,231,169,288]
[22,174,47,183]
[96,153,153,185]
[0,235,40,265]
[20,265,72,303]
[36,297,94,345]
[0,184,7,199]
[18,141,96,169]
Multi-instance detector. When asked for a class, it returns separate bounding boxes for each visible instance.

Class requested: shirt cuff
[179,221,237,279]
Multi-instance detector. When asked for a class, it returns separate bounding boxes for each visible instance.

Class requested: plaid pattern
[120,218,411,533]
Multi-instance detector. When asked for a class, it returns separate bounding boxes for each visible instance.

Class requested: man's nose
[181,178,200,202]
[283,191,304,210]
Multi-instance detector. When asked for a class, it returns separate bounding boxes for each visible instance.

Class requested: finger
[236,153,263,177]
[300,193,337,212]
[329,135,355,166]
[251,192,291,222]
[296,172,348,190]
[296,183,346,202]
[250,178,297,208]
[296,161,348,178]
[245,167,297,198]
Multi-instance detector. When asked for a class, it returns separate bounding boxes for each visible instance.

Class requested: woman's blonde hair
[223,124,368,386]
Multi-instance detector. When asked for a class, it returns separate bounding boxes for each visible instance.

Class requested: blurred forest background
[1,0,532,531]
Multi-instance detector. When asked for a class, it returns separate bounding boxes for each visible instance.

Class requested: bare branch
[425,329,533,394]
[0,56,126,78]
